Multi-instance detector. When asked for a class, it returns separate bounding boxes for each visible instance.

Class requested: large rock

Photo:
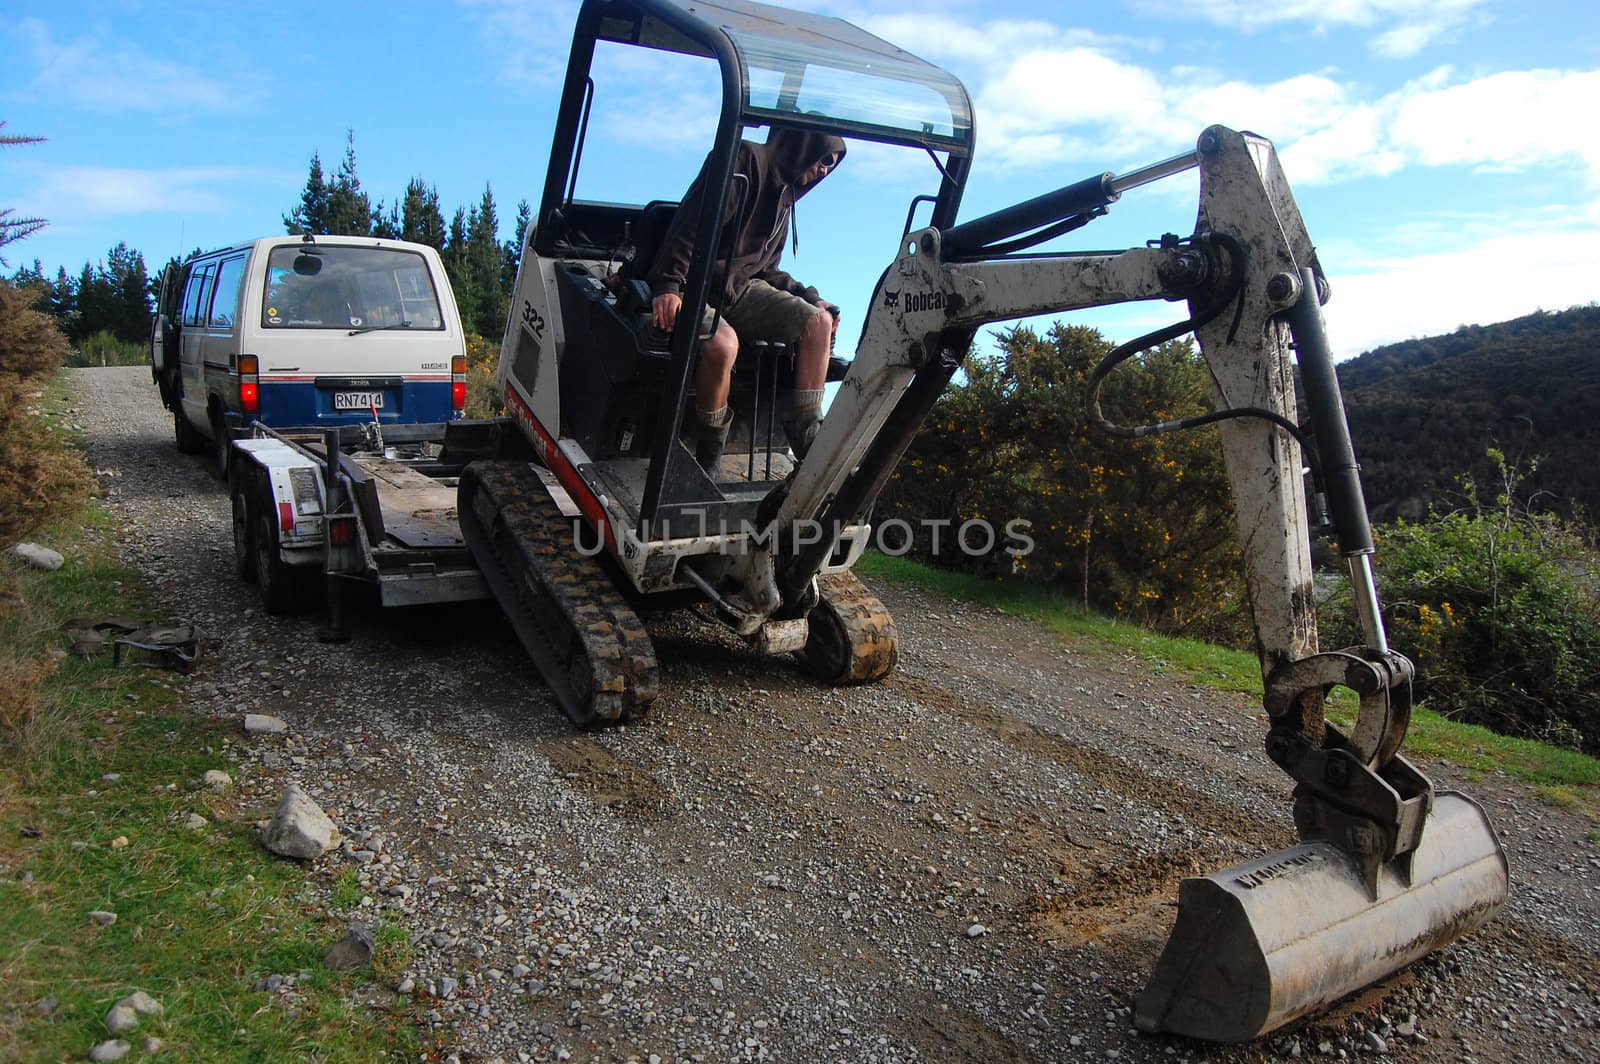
[243,714,288,735]
[323,925,375,971]
[260,785,340,860]
[11,542,64,570]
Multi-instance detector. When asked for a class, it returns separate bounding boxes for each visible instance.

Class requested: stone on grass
[260,785,340,860]
[324,924,375,971]
[185,813,209,830]
[105,1004,139,1035]
[243,714,288,735]
[89,1040,130,1062]
[117,991,163,1017]
[88,910,117,926]
[202,770,232,791]
[12,542,64,570]
[142,1036,164,1054]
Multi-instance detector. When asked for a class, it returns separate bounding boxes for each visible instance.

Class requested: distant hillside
[1334,305,1600,525]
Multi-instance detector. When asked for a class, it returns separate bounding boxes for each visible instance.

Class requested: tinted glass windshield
[261,245,444,330]
[738,36,969,146]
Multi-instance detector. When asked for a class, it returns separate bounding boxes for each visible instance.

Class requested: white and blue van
[151,235,468,474]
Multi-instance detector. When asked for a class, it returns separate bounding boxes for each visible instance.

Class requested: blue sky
[3,0,1597,360]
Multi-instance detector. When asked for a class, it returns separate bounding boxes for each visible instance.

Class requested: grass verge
[858,550,1600,796]
[1,376,419,1062]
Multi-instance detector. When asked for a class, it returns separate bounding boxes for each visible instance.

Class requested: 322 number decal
[521,300,546,338]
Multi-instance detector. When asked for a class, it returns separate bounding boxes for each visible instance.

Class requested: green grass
[1,378,420,1062]
[859,550,1600,797]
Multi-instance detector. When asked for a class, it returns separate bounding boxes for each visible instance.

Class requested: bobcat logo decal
[883,289,900,309]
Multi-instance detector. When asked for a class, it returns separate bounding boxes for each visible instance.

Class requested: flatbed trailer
[227,420,518,625]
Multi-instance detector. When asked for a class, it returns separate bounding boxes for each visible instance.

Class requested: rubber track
[800,570,899,685]
[459,461,658,728]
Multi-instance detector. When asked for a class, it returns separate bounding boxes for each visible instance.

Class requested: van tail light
[451,354,468,413]
[239,354,260,415]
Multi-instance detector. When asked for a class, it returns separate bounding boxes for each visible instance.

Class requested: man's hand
[652,292,682,332]
[814,298,840,336]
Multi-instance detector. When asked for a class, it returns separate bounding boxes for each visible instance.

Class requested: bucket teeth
[1135,792,1507,1042]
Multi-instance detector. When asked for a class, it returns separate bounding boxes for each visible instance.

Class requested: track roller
[458,460,658,728]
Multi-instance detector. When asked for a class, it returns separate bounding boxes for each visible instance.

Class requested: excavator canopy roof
[586,0,973,153]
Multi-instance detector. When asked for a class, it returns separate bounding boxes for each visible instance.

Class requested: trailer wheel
[253,499,317,614]
[210,408,231,481]
[230,471,256,582]
[173,408,206,454]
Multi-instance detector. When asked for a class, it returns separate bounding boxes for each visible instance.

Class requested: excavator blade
[1134,791,1507,1042]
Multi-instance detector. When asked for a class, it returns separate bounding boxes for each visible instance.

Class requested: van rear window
[261,245,445,331]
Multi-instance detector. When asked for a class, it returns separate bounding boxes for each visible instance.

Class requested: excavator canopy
[585,0,974,151]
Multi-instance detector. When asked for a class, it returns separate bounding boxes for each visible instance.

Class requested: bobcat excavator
[458,0,1509,1042]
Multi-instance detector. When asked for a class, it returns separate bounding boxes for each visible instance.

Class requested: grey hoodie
[647,126,847,307]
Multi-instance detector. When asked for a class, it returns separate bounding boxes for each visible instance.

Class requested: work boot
[694,405,733,478]
[781,389,824,460]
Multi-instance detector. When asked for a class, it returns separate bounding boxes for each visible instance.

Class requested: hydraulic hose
[1083,233,1329,510]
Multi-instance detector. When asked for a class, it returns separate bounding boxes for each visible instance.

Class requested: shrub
[0,280,91,541]
[463,332,503,418]
[1323,454,1600,753]
[65,328,147,368]
[879,323,1244,638]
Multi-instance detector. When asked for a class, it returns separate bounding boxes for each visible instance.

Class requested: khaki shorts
[699,279,820,349]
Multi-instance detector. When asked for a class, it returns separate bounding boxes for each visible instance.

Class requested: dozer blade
[1134,791,1507,1042]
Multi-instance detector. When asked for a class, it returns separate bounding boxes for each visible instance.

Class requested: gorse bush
[463,332,503,418]
[0,279,91,541]
[1323,452,1600,753]
[879,323,1244,638]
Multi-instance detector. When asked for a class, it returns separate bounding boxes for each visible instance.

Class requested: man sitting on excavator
[646,124,846,476]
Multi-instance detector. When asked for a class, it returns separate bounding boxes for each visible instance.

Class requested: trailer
[227,420,517,629]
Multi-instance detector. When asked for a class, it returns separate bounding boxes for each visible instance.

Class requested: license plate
[333,391,384,411]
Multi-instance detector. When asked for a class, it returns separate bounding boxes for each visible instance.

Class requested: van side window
[181,263,217,327]
[207,256,247,329]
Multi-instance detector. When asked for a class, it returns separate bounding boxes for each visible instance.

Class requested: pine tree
[0,122,48,266]
[104,242,150,345]
[283,151,330,235]
[465,185,506,337]
[503,198,532,293]
[400,178,446,251]
[443,205,470,307]
[324,130,374,237]
[371,199,401,239]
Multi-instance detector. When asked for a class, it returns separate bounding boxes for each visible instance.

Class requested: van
[150,235,468,474]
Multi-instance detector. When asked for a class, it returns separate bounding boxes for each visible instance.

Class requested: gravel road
[65,366,1600,1063]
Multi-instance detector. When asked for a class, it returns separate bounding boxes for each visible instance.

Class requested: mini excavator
[457,0,1509,1041]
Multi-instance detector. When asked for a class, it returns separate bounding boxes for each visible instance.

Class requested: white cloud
[12,17,246,113]
[458,0,582,87]
[23,166,273,219]
[1324,209,1600,356]
[877,11,1600,191]
[1136,0,1490,58]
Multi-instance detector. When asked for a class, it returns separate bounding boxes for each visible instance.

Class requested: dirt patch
[539,734,676,822]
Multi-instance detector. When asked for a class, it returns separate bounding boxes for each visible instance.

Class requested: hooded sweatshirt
[647,126,847,308]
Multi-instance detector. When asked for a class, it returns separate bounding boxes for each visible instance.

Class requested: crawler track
[797,570,899,684]
[458,460,658,728]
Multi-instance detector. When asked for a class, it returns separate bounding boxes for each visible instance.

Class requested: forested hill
[1336,304,1600,525]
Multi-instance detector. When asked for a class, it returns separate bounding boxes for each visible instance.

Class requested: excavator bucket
[1134,791,1507,1041]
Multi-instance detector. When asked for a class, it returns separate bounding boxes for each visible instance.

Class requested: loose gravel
[60,366,1600,1062]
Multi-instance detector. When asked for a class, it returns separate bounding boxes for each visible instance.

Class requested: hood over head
[766,125,847,194]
